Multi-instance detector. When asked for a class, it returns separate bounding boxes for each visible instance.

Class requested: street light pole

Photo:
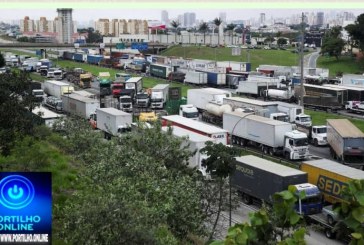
[229,112,255,227]
[300,12,305,109]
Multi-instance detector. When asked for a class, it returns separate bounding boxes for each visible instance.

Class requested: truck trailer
[150,84,170,109]
[149,63,173,79]
[233,155,322,215]
[161,115,228,145]
[42,80,74,99]
[223,111,309,160]
[61,93,100,119]
[327,119,364,167]
[184,71,208,85]
[96,108,133,139]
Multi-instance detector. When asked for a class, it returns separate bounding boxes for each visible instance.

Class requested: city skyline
[1,9,363,23]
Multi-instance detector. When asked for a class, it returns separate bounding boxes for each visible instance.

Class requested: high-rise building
[20,16,35,32]
[177,15,184,27]
[161,10,169,24]
[183,12,196,28]
[219,12,227,24]
[260,13,266,26]
[316,12,324,26]
[56,8,73,43]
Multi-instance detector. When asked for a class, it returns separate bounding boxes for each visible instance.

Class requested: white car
[322,205,339,225]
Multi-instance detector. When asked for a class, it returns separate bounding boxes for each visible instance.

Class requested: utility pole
[300,12,305,109]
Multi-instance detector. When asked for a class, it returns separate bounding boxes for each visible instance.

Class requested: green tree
[277,38,288,47]
[0,71,40,155]
[0,53,5,67]
[211,188,306,245]
[200,142,241,240]
[226,23,236,45]
[170,20,180,43]
[320,26,345,60]
[213,18,223,46]
[334,179,364,244]
[85,27,103,43]
[199,22,209,44]
[345,14,364,53]
[17,36,29,42]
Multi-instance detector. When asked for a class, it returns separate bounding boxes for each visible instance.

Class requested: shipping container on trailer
[61,93,100,119]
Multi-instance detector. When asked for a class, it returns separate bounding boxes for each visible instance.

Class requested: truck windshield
[300,117,311,122]
[294,138,308,146]
[276,115,289,122]
[33,91,44,96]
[316,128,327,134]
[151,98,163,102]
[300,195,322,204]
[120,98,132,103]
[183,112,199,118]
[137,94,149,99]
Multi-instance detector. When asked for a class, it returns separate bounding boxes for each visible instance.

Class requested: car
[322,205,339,225]
[263,46,271,50]
[240,45,248,49]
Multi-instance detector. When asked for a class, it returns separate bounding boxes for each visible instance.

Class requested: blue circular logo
[0,175,35,210]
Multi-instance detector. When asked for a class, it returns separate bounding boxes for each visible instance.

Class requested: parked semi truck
[149,63,173,79]
[297,125,328,146]
[161,115,228,145]
[150,84,170,109]
[42,80,74,99]
[327,119,364,167]
[61,93,100,119]
[276,101,312,127]
[162,126,216,177]
[98,72,112,96]
[118,90,134,113]
[223,111,310,160]
[94,108,133,139]
[233,155,322,214]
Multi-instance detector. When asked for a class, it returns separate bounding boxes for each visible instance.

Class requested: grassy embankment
[317,55,364,77]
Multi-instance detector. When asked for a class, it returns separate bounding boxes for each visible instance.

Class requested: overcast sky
[1,8,363,23]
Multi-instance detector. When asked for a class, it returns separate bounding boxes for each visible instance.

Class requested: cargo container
[303,84,348,105]
[184,71,208,85]
[303,95,342,112]
[149,63,173,79]
[323,84,364,102]
[96,108,133,139]
[162,126,216,176]
[161,115,228,145]
[327,119,364,167]
[300,159,364,204]
[62,93,100,119]
[187,88,231,111]
[32,105,62,128]
[223,97,278,118]
[217,61,251,72]
[233,155,321,215]
[42,80,74,99]
[226,74,245,89]
[201,70,226,86]
[223,111,309,160]
[73,53,86,62]
[87,55,103,65]
[237,81,279,97]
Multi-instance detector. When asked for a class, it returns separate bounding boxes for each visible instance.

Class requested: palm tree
[213,17,223,46]
[170,20,180,43]
[226,23,236,45]
[198,22,209,44]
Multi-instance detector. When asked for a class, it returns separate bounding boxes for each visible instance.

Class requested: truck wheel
[242,193,252,205]
[263,146,269,155]
[269,148,274,156]
[284,152,290,160]
[325,228,336,239]
[314,139,319,147]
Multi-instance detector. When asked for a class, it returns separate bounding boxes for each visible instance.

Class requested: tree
[277,38,288,47]
[334,179,364,244]
[226,23,236,45]
[345,14,364,53]
[17,36,29,42]
[0,53,5,67]
[85,28,103,43]
[213,18,223,46]
[170,20,180,43]
[264,36,275,46]
[320,26,345,60]
[200,142,241,240]
[0,71,40,155]
[199,22,209,44]
[212,188,306,245]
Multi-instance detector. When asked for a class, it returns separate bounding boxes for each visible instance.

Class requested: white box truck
[162,126,216,176]
[150,84,170,109]
[184,71,208,85]
[223,111,309,160]
[237,81,278,97]
[187,88,231,111]
[276,101,312,127]
[62,93,100,119]
[43,80,74,99]
[96,108,133,139]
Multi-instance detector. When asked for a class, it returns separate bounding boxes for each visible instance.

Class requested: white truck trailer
[184,71,208,85]
[61,93,100,119]
[162,115,228,145]
[223,111,310,160]
[276,101,312,127]
[237,80,279,97]
[327,119,364,168]
[96,108,133,139]
[162,126,216,176]
[150,84,170,109]
[42,80,74,99]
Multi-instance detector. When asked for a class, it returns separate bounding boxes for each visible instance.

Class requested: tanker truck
[201,102,232,126]
[264,88,296,103]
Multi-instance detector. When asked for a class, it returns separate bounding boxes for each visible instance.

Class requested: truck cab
[295,114,312,127]
[118,94,133,113]
[32,89,45,102]
[179,104,199,120]
[284,130,310,160]
[79,73,92,88]
[150,91,164,109]
[135,92,150,108]
[290,183,323,215]
[270,112,289,122]
[311,126,328,146]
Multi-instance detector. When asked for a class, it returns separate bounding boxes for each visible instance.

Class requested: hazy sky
[1,8,363,23]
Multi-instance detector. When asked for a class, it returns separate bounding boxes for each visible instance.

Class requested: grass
[161,45,303,70]
[305,109,364,132]
[317,55,364,77]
